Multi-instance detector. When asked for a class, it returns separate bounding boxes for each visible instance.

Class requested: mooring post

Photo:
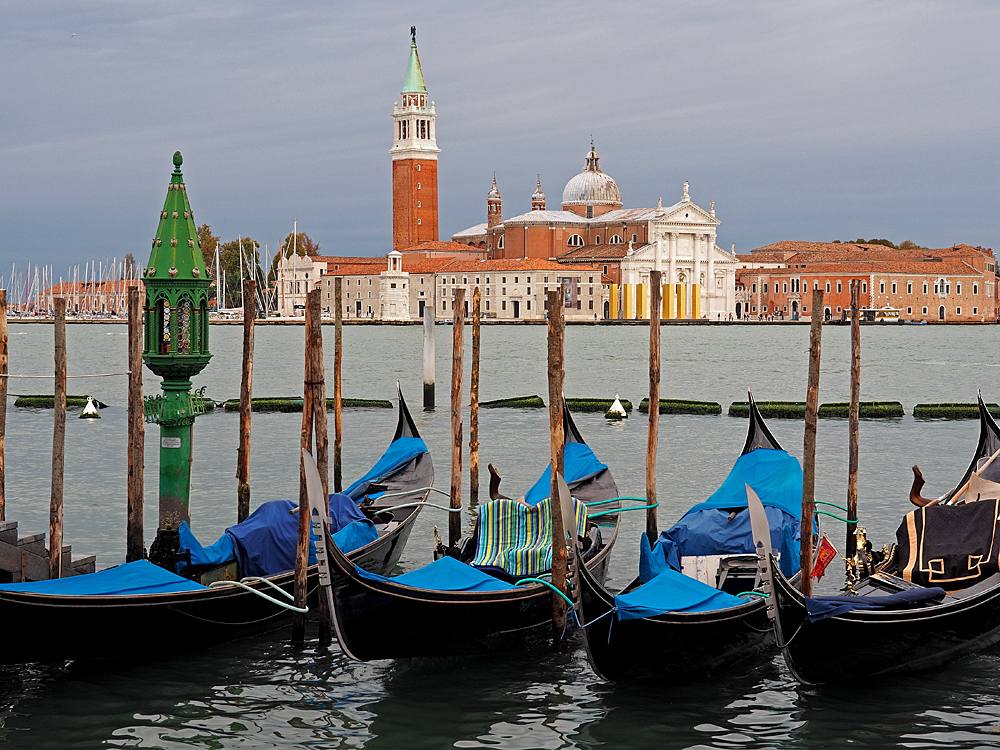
[546,290,568,649]
[448,289,466,548]
[0,290,7,522]
[309,288,332,645]
[293,289,317,643]
[334,277,343,493]
[801,287,824,596]
[126,289,145,562]
[237,279,256,523]
[846,280,861,558]
[470,287,481,507]
[646,270,662,542]
[423,303,435,410]
[49,297,67,579]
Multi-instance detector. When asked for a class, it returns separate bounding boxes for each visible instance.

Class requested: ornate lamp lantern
[143,151,213,567]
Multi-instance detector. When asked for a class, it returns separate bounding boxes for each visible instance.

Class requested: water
[2,321,1000,748]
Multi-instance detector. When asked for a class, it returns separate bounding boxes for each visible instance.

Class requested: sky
[3,0,999,277]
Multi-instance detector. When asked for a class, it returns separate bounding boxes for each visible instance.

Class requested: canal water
[2,321,1000,748]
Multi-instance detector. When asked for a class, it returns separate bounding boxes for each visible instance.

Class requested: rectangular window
[763,306,768,312]
[837,281,842,294]
[463,277,468,284]
[880,281,885,294]
[763,283,768,293]
[527,301,532,310]
[514,277,518,284]
[527,287,531,295]
[752,283,757,293]
[814,282,819,291]
[974,283,979,295]
[783,283,787,293]
[862,282,867,293]
[632,234,637,242]
[502,300,507,311]
[957,307,962,315]
[974,307,978,314]
[527,277,531,283]
[923,282,928,294]
[907,307,912,314]
[825,281,830,293]
[603,265,608,275]
[486,300,490,310]
[957,283,962,295]
[442,301,446,310]
[891,282,897,294]
[589,299,594,310]
[922,306,928,314]
[502,277,506,283]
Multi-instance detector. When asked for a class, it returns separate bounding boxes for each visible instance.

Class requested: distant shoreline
[5,318,996,326]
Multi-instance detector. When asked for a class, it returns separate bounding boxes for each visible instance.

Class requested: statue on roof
[411,26,416,44]
[682,181,690,202]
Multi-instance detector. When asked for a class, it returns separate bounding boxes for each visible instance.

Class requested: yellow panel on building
[692,283,701,319]
[610,284,618,319]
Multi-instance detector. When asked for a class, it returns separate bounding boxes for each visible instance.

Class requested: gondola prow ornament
[143,152,213,569]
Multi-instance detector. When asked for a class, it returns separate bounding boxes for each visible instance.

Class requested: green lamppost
[143,151,213,569]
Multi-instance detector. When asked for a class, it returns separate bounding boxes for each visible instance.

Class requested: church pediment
[657,201,718,225]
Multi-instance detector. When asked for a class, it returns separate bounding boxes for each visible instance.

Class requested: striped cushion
[471,496,588,576]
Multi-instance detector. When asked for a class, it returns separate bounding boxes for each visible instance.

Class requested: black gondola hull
[578,556,773,680]
[770,566,1000,683]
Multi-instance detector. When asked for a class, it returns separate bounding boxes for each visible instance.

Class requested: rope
[588,503,658,519]
[584,498,623,508]
[816,509,852,523]
[367,486,450,500]
[208,580,308,612]
[576,604,618,629]
[736,591,769,599]
[513,577,575,607]
[237,576,296,601]
[815,500,849,513]
[368,501,461,515]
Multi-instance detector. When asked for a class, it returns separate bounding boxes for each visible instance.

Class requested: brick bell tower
[391,26,440,252]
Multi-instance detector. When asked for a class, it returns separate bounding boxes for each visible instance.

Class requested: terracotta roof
[736,260,981,277]
[401,258,455,274]
[751,241,993,261]
[435,258,602,273]
[558,244,629,261]
[399,241,484,254]
[321,264,385,277]
[315,255,384,266]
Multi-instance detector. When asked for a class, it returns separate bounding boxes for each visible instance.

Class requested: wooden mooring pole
[646,270,662,542]
[237,279,255,523]
[334,277,343,493]
[49,298,67,580]
[448,289,466,548]
[801,287,824,596]
[0,290,7,522]
[126,289,145,562]
[293,289,318,643]
[546,290,568,649]
[423,303,435,410]
[469,287,481,507]
[309,289,332,645]
[846,280,861,558]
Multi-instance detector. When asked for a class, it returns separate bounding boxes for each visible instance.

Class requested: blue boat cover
[805,587,946,622]
[356,556,516,592]
[644,449,804,581]
[0,560,207,596]
[179,493,375,575]
[472,496,588,576]
[523,441,608,507]
[615,565,744,620]
[345,436,428,500]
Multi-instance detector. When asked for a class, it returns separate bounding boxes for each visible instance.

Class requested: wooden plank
[50,298,67,579]
[449,289,466,548]
[334,277,343,492]
[646,270,661,541]
[470,286,481,507]
[127,288,145,562]
[237,279,256,523]
[546,290,567,649]
[800,287,824,596]
[846,280,861,558]
[0,289,7,522]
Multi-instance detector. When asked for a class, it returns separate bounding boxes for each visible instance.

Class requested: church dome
[561,147,622,208]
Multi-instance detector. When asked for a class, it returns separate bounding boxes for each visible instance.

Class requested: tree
[122,253,137,279]
[197,224,220,277]
[217,237,263,309]
[267,231,321,285]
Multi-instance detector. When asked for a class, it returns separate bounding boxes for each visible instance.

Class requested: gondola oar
[303,448,335,624]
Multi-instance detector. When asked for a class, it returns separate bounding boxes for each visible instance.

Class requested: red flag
[811,535,839,580]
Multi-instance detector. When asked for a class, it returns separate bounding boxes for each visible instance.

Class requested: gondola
[326,403,621,661]
[577,392,804,680]
[749,394,1000,684]
[0,387,432,665]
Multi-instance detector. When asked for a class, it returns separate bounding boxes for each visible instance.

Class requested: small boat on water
[0,386,432,666]
[577,392,803,680]
[750,394,1000,684]
[326,403,622,661]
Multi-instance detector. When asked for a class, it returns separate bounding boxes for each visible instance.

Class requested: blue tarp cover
[356,556,516,592]
[523,441,608,507]
[646,449,804,581]
[615,565,744,620]
[178,521,236,570]
[805,587,946,622]
[345,436,428,500]
[230,499,376,577]
[332,519,379,552]
[0,560,207,596]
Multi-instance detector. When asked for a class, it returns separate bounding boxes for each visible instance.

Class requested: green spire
[146,151,208,281]
[402,26,427,94]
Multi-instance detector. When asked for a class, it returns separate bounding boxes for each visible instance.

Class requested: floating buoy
[79,396,101,419]
[605,394,628,420]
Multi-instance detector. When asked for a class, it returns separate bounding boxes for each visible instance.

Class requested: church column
[692,234,703,319]
[706,234,715,317]
[667,232,677,319]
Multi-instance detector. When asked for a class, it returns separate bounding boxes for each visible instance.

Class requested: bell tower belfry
[391,27,440,252]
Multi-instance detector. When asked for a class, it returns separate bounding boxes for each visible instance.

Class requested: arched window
[596,235,601,244]
[567,234,584,247]
[497,235,504,250]
[177,299,192,354]
[609,235,623,244]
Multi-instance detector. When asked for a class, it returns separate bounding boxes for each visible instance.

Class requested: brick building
[735,242,998,322]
